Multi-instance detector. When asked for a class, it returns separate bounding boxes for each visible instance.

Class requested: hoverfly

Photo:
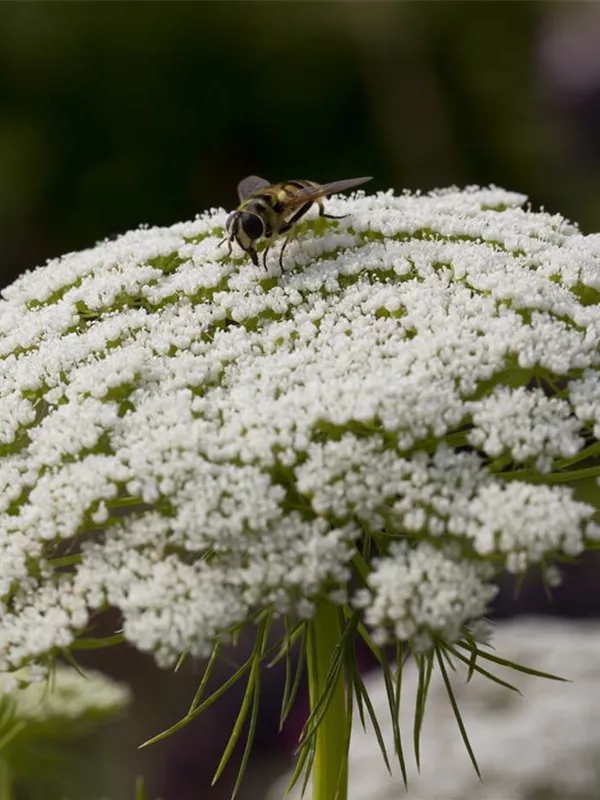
[220,175,372,269]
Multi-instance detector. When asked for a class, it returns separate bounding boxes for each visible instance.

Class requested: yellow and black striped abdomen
[271,180,319,210]
[268,181,320,236]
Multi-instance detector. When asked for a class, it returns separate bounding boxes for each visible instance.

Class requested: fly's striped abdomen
[274,181,317,205]
[269,182,319,233]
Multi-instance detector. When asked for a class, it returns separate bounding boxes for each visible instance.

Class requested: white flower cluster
[268,618,600,800]
[354,542,497,649]
[570,368,600,439]
[468,386,584,472]
[0,665,130,723]
[1,186,599,669]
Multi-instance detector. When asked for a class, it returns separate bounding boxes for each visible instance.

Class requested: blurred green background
[2,1,600,290]
[1,2,600,799]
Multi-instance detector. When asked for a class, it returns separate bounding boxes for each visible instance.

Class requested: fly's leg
[261,245,271,270]
[247,245,259,267]
[318,198,347,220]
[273,204,312,269]
[279,235,293,269]
[218,236,233,256]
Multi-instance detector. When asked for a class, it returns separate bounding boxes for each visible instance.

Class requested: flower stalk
[0,758,12,800]
[306,601,348,800]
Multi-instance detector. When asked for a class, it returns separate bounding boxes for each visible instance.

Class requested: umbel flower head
[1,185,600,791]
[1,185,600,666]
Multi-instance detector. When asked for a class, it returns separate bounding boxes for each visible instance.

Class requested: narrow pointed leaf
[0,720,26,751]
[60,647,87,678]
[211,671,255,783]
[174,652,188,672]
[413,652,434,770]
[280,630,306,729]
[188,643,220,714]
[268,618,305,668]
[447,644,522,695]
[140,656,253,747]
[456,642,567,682]
[299,647,343,745]
[212,619,270,785]
[230,663,261,799]
[435,644,481,780]
[380,649,407,785]
[71,633,125,649]
[352,669,392,774]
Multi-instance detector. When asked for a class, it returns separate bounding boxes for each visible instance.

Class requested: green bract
[269,618,600,800]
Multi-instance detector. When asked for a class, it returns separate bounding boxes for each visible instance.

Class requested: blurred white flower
[0,186,599,670]
[0,664,130,724]
[268,617,600,800]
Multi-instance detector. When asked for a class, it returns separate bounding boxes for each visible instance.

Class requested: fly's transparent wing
[285,176,372,208]
[312,176,372,195]
[237,175,272,202]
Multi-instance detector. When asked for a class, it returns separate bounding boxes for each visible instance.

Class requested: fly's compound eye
[225,212,238,236]
[239,212,264,241]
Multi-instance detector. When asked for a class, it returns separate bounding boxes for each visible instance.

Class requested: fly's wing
[284,176,372,208]
[237,175,272,202]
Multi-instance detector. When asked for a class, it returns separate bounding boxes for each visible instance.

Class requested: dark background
[1,3,600,799]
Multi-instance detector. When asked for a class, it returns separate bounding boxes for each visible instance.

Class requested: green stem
[501,464,600,484]
[0,756,13,800]
[306,602,348,800]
